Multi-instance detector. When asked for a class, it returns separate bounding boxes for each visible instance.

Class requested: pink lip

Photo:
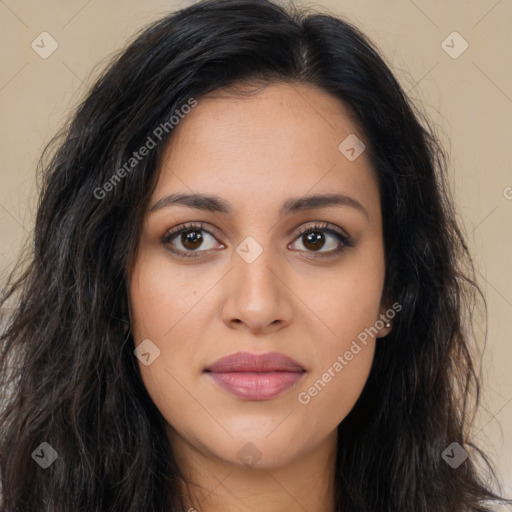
[205,351,306,400]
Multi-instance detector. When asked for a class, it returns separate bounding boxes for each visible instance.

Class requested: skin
[128,82,392,512]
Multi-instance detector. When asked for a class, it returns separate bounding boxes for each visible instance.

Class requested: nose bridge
[222,232,293,330]
[233,233,280,301]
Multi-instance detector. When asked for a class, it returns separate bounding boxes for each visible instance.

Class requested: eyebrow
[150,192,369,220]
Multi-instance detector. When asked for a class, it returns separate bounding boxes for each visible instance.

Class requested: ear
[375,300,397,339]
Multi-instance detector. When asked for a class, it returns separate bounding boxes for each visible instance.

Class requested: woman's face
[128,82,391,471]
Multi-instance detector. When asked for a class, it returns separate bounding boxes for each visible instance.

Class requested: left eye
[289,225,349,256]
[162,222,350,259]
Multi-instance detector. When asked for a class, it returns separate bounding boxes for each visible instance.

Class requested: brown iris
[302,231,325,251]
[181,230,203,250]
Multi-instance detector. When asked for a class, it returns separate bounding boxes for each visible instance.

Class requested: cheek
[295,273,379,427]
[296,342,375,438]
[129,249,209,340]
[291,249,383,419]
[129,252,212,426]
[297,247,385,350]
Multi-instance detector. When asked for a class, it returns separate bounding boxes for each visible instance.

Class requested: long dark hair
[0,0,509,510]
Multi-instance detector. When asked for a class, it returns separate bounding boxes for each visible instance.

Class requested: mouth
[204,351,306,401]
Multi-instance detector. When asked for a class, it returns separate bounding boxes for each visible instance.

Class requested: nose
[221,243,294,334]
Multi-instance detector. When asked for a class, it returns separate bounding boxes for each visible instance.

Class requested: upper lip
[205,351,305,373]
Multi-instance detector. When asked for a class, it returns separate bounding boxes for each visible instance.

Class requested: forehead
[153,82,380,223]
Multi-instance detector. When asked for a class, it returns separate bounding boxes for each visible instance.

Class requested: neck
[168,427,338,512]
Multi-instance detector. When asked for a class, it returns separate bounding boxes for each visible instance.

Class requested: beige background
[0,0,511,496]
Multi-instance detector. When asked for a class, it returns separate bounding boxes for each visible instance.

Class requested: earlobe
[376,324,392,339]
[377,290,397,338]
[376,309,393,338]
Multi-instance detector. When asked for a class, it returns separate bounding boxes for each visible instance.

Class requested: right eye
[162,222,225,259]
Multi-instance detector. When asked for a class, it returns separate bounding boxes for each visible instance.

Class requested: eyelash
[161,221,352,260]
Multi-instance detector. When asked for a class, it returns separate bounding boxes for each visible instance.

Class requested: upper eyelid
[295,223,348,238]
[163,222,221,242]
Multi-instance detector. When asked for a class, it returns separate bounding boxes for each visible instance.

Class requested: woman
[0,0,509,510]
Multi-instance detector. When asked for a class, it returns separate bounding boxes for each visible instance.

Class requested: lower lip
[207,371,305,400]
